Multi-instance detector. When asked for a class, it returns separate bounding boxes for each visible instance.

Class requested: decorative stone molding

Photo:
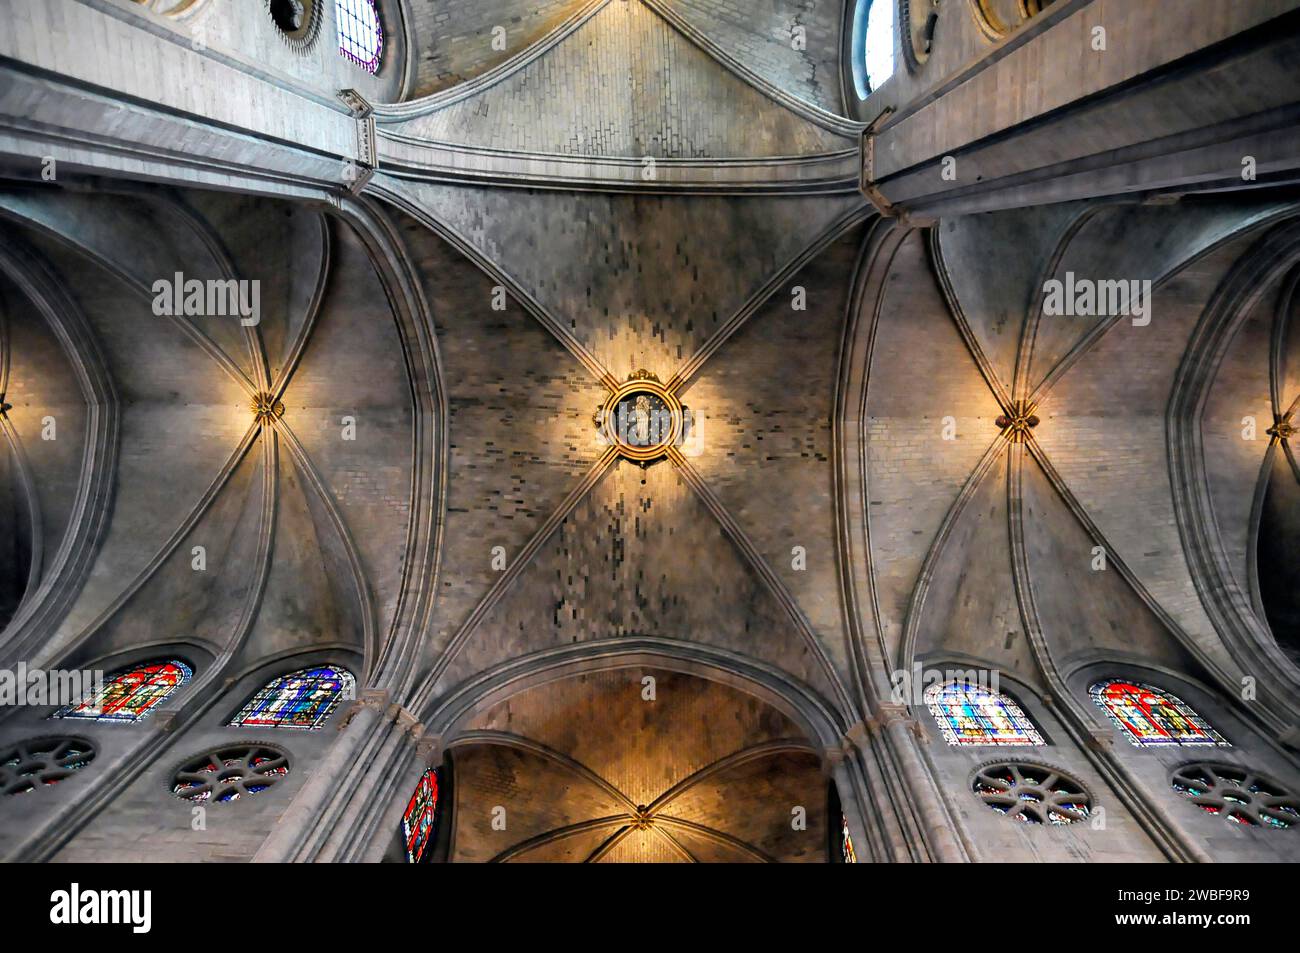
[338,88,374,119]
[1082,727,1114,753]
[358,688,391,711]
[967,0,1015,41]
[132,0,212,20]
[967,0,1053,42]
[348,121,378,194]
[392,704,421,734]
[865,703,925,742]
[415,733,441,765]
[842,720,872,751]
[337,90,378,194]
[375,132,861,193]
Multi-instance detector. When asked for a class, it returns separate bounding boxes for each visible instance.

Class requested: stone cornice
[375,133,862,194]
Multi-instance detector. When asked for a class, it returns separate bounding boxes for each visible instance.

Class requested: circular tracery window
[171,744,289,803]
[1,737,96,795]
[1171,763,1300,830]
[972,761,1092,825]
[266,0,321,50]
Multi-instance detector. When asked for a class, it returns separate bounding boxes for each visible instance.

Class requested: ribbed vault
[0,184,424,687]
[3,0,1300,868]
[449,669,826,862]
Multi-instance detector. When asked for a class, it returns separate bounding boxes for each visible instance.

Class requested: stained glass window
[402,768,439,864]
[1,738,96,796]
[1089,679,1228,747]
[53,660,191,723]
[227,666,355,730]
[1171,763,1298,828]
[335,0,382,73]
[924,680,1045,746]
[973,762,1092,825]
[841,814,857,864]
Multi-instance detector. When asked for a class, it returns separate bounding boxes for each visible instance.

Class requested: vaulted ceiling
[403,0,847,111]
[450,669,826,862]
[0,185,414,682]
[1,0,1299,864]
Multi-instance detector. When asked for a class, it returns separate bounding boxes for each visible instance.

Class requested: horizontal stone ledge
[375,136,863,194]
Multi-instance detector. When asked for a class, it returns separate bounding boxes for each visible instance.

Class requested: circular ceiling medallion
[597,372,685,463]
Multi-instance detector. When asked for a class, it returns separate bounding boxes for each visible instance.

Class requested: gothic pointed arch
[923,679,1045,747]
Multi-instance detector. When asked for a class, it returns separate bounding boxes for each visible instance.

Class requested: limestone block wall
[663,0,847,113]
[405,0,584,99]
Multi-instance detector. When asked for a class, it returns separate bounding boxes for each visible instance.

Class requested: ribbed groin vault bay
[0,0,1297,863]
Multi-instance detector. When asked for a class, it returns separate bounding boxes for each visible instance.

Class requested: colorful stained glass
[973,762,1092,825]
[53,660,191,723]
[402,768,439,864]
[924,681,1045,746]
[336,0,382,73]
[227,666,355,730]
[1170,762,1295,828]
[841,814,857,864]
[1090,680,1228,747]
